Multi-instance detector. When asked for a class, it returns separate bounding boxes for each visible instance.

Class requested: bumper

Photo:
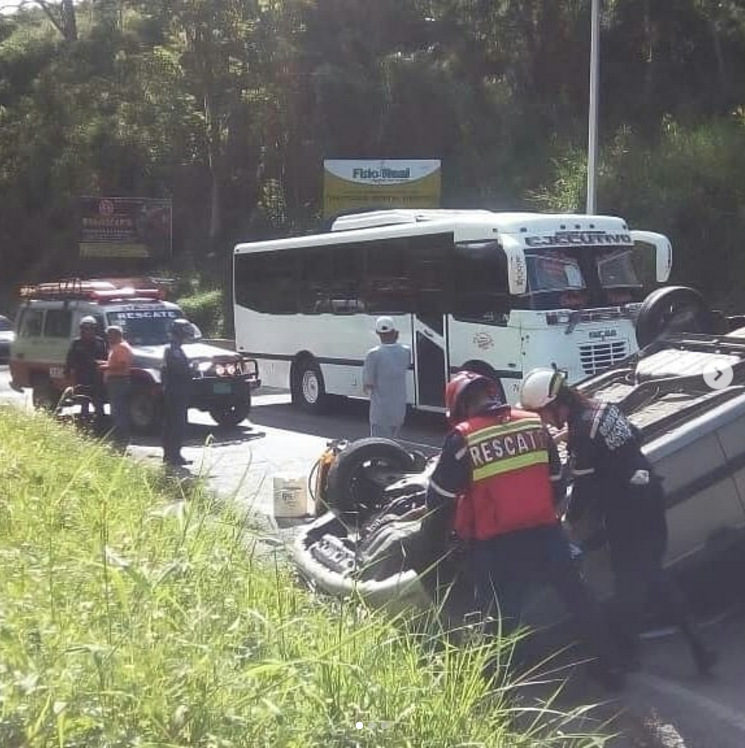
[242,357,261,390]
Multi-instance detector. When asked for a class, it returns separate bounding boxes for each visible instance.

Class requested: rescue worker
[161,319,194,466]
[518,367,717,675]
[425,370,624,689]
[362,316,411,439]
[64,316,107,425]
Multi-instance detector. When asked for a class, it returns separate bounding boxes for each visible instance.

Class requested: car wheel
[323,438,417,519]
[209,398,250,428]
[292,357,328,414]
[635,286,716,349]
[32,380,59,411]
[129,385,162,434]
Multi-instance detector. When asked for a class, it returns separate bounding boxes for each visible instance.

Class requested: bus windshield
[521,246,646,310]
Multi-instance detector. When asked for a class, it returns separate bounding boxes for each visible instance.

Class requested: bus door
[413,313,449,410]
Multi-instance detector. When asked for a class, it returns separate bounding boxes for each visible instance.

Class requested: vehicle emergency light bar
[19,277,168,302]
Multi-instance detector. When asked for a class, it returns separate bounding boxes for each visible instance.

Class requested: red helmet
[445,371,499,425]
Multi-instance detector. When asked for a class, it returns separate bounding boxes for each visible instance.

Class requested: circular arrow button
[702,358,734,390]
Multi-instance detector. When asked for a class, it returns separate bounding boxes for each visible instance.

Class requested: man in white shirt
[362,316,411,438]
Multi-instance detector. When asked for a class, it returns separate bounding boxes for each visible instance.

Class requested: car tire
[129,384,163,434]
[32,379,59,411]
[209,398,250,428]
[291,357,329,414]
[635,286,716,349]
[323,438,417,519]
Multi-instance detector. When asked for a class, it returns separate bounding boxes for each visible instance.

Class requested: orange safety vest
[453,408,558,541]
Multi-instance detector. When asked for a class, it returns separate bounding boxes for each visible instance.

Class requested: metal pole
[586,0,600,214]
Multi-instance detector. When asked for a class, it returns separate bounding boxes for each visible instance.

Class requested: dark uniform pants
[75,380,105,420]
[471,524,618,671]
[163,393,189,462]
[608,523,709,667]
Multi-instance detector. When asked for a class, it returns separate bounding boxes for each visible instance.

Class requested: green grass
[0,405,612,747]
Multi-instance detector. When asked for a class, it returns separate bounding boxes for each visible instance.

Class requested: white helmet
[519,367,568,410]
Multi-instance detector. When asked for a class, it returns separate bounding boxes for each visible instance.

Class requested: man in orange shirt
[100,325,133,445]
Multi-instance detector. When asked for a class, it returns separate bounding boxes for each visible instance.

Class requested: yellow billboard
[323,159,441,217]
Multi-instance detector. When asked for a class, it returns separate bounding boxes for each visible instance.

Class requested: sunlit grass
[0,405,612,747]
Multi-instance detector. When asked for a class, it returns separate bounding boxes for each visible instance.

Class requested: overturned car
[293,286,745,627]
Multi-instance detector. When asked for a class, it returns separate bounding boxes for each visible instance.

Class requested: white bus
[232,209,672,413]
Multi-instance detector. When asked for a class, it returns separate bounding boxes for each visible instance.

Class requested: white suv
[9,278,260,432]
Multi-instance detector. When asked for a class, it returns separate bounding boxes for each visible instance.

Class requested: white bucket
[273,474,310,518]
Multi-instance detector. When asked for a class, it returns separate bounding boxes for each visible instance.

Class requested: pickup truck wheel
[635,286,715,349]
[323,438,417,519]
[129,385,162,434]
[32,381,59,411]
[209,399,250,428]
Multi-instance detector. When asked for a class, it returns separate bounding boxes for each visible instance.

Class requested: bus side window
[234,252,263,312]
[406,233,453,313]
[362,237,412,314]
[452,241,510,325]
[236,251,298,314]
[327,244,366,314]
[298,248,333,314]
[264,251,298,314]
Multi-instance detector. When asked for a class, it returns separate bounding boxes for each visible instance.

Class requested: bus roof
[233,210,631,254]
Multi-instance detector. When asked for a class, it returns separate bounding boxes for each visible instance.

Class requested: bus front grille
[579,341,628,375]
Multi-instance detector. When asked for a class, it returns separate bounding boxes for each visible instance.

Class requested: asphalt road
[2,366,745,748]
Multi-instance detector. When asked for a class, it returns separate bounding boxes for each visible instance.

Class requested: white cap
[80,316,97,327]
[375,316,396,334]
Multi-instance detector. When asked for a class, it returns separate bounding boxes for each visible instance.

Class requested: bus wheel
[292,357,328,414]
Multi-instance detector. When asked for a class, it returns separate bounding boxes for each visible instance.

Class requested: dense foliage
[2,0,745,315]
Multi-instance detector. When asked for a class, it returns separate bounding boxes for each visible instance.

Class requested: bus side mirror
[501,237,528,295]
[629,230,672,283]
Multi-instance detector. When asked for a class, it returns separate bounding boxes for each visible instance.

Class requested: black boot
[683,626,718,675]
[676,603,717,675]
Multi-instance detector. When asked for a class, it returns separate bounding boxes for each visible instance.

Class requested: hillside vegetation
[0,405,612,747]
[2,1,745,313]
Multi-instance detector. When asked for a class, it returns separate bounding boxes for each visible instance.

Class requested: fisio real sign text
[352,167,411,180]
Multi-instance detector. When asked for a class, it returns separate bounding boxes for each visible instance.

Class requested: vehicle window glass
[234,251,297,314]
[43,309,73,338]
[0,316,12,332]
[326,244,366,314]
[262,250,298,314]
[597,248,643,288]
[526,252,585,292]
[298,247,333,315]
[106,308,181,345]
[452,241,510,324]
[234,252,262,312]
[18,309,44,338]
[406,233,452,313]
[361,238,412,314]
